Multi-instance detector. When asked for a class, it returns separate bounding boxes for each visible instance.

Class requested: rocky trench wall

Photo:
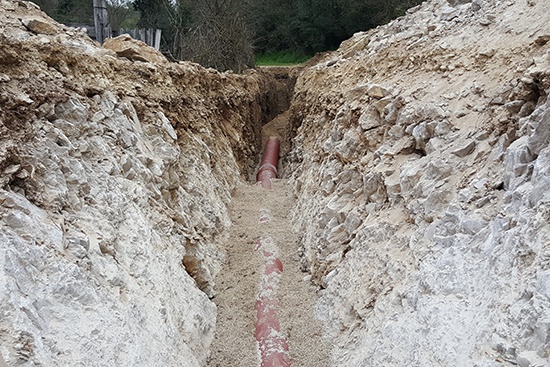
[0,1,283,365]
[287,0,550,366]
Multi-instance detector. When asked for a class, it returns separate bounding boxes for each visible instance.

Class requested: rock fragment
[367,84,390,99]
[451,140,476,157]
[21,18,59,35]
[103,34,168,64]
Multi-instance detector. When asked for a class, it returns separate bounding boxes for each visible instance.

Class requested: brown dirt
[208,180,330,367]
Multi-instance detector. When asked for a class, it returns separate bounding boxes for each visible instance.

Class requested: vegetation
[31,0,423,71]
[33,0,94,24]
[255,50,312,66]
[249,0,424,56]
[175,0,255,72]
[107,0,139,30]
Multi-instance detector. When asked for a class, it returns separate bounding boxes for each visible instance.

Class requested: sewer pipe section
[255,136,290,366]
[254,235,290,367]
[256,136,280,189]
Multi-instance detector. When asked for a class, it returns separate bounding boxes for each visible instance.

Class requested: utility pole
[93,0,111,44]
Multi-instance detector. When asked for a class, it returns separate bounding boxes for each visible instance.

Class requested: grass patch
[255,50,311,66]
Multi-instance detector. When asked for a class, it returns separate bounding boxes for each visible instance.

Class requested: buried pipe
[254,136,291,367]
[256,136,280,189]
[254,235,290,367]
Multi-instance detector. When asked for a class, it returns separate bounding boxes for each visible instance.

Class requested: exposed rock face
[0,1,281,365]
[287,0,550,366]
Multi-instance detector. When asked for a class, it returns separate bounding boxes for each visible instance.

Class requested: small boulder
[471,0,483,11]
[22,18,59,35]
[441,6,459,21]
[446,0,472,5]
[452,140,476,157]
[516,351,548,367]
[359,106,382,130]
[103,34,167,64]
[373,96,392,115]
[367,84,390,99]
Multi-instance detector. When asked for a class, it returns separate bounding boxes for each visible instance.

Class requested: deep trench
[181,67,298,297]
[250,67,300,181]
[205,67,331,366]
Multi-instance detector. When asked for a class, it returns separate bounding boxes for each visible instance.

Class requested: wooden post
[147,29,153,48]
[154,29,162,50]
[93,0,111,44]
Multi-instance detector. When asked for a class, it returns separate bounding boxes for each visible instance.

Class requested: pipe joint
[256,137,280,189]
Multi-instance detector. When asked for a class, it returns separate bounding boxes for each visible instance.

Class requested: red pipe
[254,237,290,367]
[256,137,280,189]
[254,142,290,366]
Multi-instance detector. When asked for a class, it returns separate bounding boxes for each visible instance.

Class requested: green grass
[255,50,311,66]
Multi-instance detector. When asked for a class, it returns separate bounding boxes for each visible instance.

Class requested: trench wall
[286,0,550,365]
[0,1,286,365]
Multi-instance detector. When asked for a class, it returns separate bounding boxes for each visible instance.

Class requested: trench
[206,67,331,367]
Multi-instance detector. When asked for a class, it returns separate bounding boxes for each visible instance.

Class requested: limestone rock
[446,0,472,5]
[3,0,550,366]
[0,2,282,364]
[22,18,59,35]
[451,140,476,157]
[103,34,168,64]
[359,106,382,130]
[372,96,392,115]
[367,84,390,99]
[285,0,550,366]
[471,0,482,11]
[158,112,178,140]
[516,351,548,367]
[440,6,459,21]
[412,122,433,151]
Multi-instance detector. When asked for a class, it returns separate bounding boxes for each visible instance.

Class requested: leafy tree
[133,0,171,29]
[249,0,424,58]
[33,0,93,24]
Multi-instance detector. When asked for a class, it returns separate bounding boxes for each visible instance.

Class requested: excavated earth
[286,1,550,365]
[1,0,550,366]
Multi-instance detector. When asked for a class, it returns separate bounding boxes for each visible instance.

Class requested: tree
[33,0,94,24]
[180,0,254,72]
[248,0,425,57]
[33,0,425,70]
[133,0,190,60]
[106,0,140,31]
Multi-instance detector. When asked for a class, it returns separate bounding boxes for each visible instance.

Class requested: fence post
[112,28,162,50]
[93,0,111,44]
[154,29,162,50]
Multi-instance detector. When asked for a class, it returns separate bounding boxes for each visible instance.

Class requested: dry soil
[208,180,330,367]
